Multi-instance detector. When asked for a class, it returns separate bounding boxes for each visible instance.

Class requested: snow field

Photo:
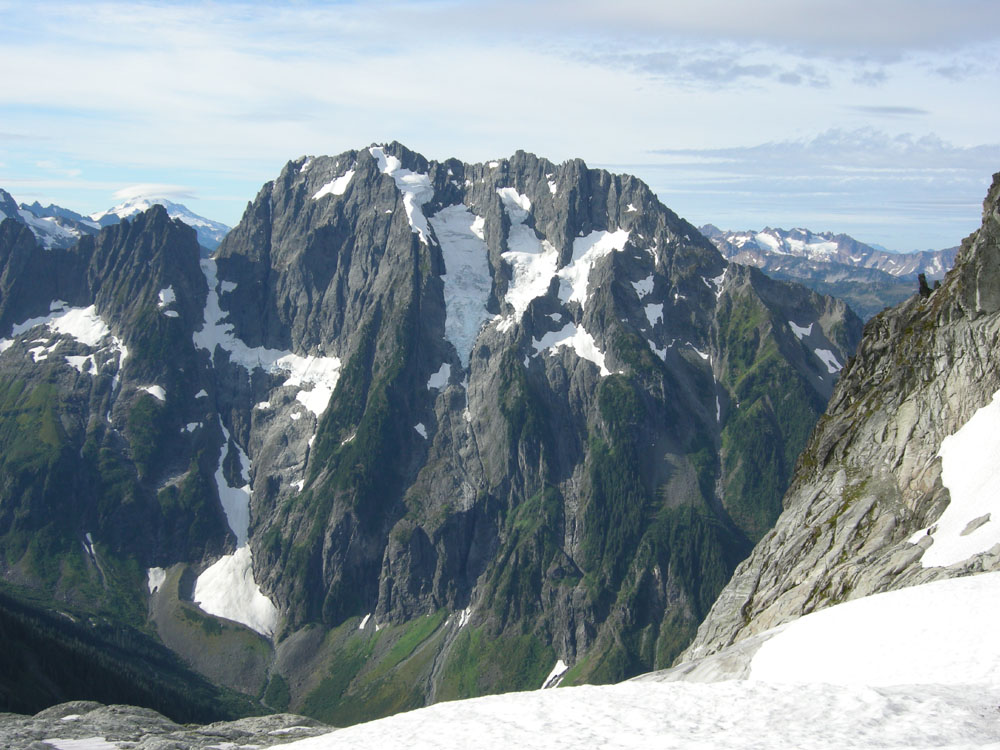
[139,385,166,401]
[427,362,450,390]
[644,303,663,327]
[313,169,356,200]
[0,302,128,373]
[370,147,434,245]
[42,738,118,750]
[910,387,1000,567]
[428,205,492,366]
[749,572,1000,686]
[192,546,278,638]
[191,422,278,637]
[788,320,813,339]
[532,323,610,376]
[273,680,1000,750]
[813,348,842,373]
[555,229,630,309]
[194,259,341,418]
[272,573,1000,749]
[494,189,626,376]
[631,274,653,299]
[146,567,166,594]
[496,188,559,327]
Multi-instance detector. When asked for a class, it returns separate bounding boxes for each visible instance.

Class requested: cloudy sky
[1,0,998,251]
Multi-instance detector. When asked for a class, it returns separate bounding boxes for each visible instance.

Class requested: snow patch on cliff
[532,323,610,376]
[194,259,341,417]
[313,169,355,200]
[430,205,492,366]
[370,146,434,245]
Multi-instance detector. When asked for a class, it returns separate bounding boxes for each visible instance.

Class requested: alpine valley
[0,142,872,726]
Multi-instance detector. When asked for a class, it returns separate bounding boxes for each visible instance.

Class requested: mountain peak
[90,196,230,253]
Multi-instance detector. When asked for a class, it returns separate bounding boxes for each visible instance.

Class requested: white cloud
[0,1,997,244]
[488,0,1000,55]
[112,184,196,202]
[634,129,999,250]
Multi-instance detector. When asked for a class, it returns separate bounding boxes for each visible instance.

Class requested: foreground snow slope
[273,573,1000,750]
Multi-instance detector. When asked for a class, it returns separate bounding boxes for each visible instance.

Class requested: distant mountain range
[0,189,230,254]
[701,225,959,319]
[89,196,230,252]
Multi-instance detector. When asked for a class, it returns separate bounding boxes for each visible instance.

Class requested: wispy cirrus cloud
[112,184,197,202]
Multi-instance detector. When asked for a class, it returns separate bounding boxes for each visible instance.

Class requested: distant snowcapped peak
[90,196,230,252]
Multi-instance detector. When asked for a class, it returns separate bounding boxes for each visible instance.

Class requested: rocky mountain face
[0,189,100,250]
[701,225,959,320]
[0,188,230,254]
[0,144,860,725]
[681,172,1000,662]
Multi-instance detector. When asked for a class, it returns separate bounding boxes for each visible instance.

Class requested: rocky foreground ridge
[0,144,860,723]
[0,701,328,750]
[682,171,1000,661]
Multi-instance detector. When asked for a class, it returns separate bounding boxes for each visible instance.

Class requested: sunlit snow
[749,572,1000,686]
[703,270,727,300]
[541,660,568,689]
[313,169,356,200]
[1,304,127,371]
[910,387,1000,566]
[272,574,1000,750]
[644,303,663,327]
[532,323,610,376]
[192,422,278,637]
[42,738,119,750]
[146,567,166,594]
[788,320,813,340]
[214,424,251,546]
[427,362,450,390]
[139,385,166,402]
[648,340,668,361]
[370,147,434,245]
[428,205,492,366]
[65,354,95,372]
[556,229,630,309]
[497,188,559,328]
[157,287,175,309]
[414,423,427,439]
[631,275,653,299]
[193,546,278,638]
[689,344,710,361]
[813,348,842,374]
[194,259,341,417]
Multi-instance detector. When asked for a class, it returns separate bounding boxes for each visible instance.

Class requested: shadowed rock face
[0,144,861,722]
[682,171,1000,662]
